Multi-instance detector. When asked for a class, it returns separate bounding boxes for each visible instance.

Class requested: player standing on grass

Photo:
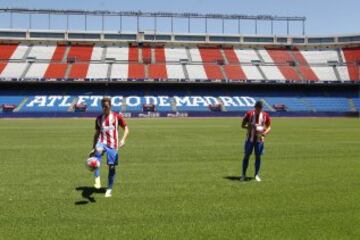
[240,100,271,182]
[90,97,129,197]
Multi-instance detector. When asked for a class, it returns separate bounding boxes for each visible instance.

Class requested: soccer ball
[256,125,264,132]
[86,157,100,171]
[255,125,265,137]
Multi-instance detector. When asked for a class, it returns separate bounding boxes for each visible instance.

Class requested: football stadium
[0,1,359,239]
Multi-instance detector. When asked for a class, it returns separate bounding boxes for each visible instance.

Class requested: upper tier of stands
[0,43,359,82]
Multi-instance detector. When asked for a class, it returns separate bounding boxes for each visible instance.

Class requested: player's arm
[88,129,100,157]
[92,129,100,149]
[119,125,129,148]
[118,115,129,148]
[241,113,252,130]
[262,115,271,136]
[89,119,101,157]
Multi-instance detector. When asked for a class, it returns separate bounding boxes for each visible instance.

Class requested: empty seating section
[337,66,350,81]
[0,44,358,81]
[265,97,309,111]
[128,46,139,62]
[265,48,301,80]
[90,46,103,61]
[292,49,319,81]
[223,65,246,80]
[234,49,260,63]
[106,46,129,61]
[223,48,240,64]
[50,45,67,62]
[276,66,301,81]
[142,47,151,63]
[0,63,6,74]
[353,99,360,110]
[0,63,27,78]
[0,44,18,60]
[164,47,188,62]
[0,96,23,105]
[44,63,67,79]
[110,64,128,79]
[25,63,49,78]
[66,45,94,78]
[305,98,350,112]
[257,49,274,63]
[10,44,28,59]
[69,63,89,79]
[86,64,108,79]
[154,47,166,63]
[300,50,339,64]
[265,48,293,64]
[310,67,337,81]
[186,65,207,79]
[260,66,285,80]
[128,64,145,79]
[28,45,56,60]
[148,64,167,79]
[189,48,202,62]
[241,66,263,80]
[67,45,93,61]
[166,65,185,79]
[342,47,360,81]
[0,93,358,113]
[198,47,223,63]
[203,65,224,79]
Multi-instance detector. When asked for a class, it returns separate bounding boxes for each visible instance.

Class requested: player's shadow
[223,176,254,182]
[74,186,106,205]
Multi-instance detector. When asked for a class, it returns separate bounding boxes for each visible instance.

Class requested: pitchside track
[0,118,359,239]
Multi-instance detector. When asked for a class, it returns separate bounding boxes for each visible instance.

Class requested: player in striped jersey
[240,101,271,182]
[90,97,129,197]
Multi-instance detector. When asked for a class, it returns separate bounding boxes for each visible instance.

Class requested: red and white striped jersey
[243,110,271,142]
[95,111,127,149]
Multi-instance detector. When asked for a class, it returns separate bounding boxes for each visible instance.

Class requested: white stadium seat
[166,64,185,79]
[257,49,274,63]
[165,47,188,62]
[241,66,264,80]
[186,65,207,79]
[234,49,260,63]
[28,45,56,60]
[189,48,202,62]
[10,45,29,60]
[25,63,49,78]
[91,46,104,61]
[110,64,128,79]
[300,50,339,64]
[86,64,109,79]
[0,63,28,78]
[106,46,129,61]
[336,66,350,81]
[260,66,285,80]
[311,66,338,81]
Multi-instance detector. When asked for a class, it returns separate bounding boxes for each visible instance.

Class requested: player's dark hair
[255,100,263,109]
[101,97,112,106]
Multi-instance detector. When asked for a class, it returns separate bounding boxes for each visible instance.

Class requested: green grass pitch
[0,117,359,239]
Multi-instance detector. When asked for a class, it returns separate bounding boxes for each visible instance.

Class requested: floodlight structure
[0,8,306,35]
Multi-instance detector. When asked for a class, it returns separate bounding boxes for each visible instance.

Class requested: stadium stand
[0,43,359,82]
[0,24,359,117]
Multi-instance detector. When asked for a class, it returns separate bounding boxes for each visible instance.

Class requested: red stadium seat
[44,63,68,79]
[342,47,360,81]
[148,64,167,79]
[199,47,223,63]
[203,64,224,79]
[128,63,145,79]
[68,63,90,79]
